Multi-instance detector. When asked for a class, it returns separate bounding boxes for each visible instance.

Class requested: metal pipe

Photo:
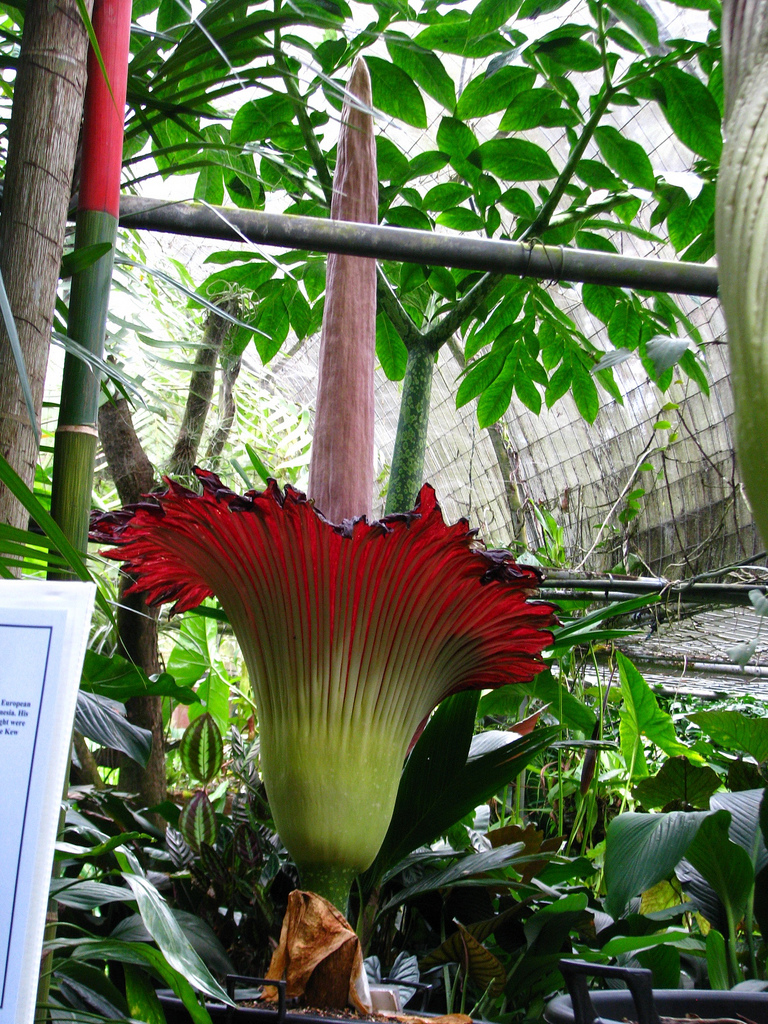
[117,195,720,298]
[539,573,766,605]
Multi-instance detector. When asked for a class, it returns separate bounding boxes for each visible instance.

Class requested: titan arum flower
[717,0,768,544]
[92,59,556,910]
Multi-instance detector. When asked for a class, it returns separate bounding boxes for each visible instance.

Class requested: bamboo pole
[116,196,720,298]
[49,0,132,561]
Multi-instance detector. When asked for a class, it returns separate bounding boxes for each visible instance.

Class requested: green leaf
[55,958,131,1019]
[618,651,692,778]
[658,67,722,162]
[179,791,218,852]
[668,184,715,251]
[366,690,558,888]
[75,691,152,766]
[706,930,730,990]
[632,756,722,810]
[456,348,507,408]
[545,360,572,407]
[382,844,532,910]
[365,55,426,128]
[423,182,473,211]
[604,809,712,918]
[499,89,565,132]
[582,283,619,323]
[436,207,484,231]
[386,38,455,110]
[685,810,755,924]
[570,359,599,423]
[595,125,655,190]
[385,205,433,230]
[415,12,509,58]
[60,242,113,279]
[515,369,542,414]
[608,301,642,349]
[606,0,659,45]
[50,878,134,909]
[479,671,596,734]
[688,711,768,762]
[456,66,535,119]
[536,35,602,71]
[124,964,167,1024]
[376,313,408,381]
[120,870,233,1007]
[477,138,557,181]
[180,712,223,785]
[376,137,409,184]
[436,116,481,184]
[81,649,199,705]
[477,353,516,427]
[469,0,520,36]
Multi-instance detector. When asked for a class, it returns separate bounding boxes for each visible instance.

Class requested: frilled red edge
[91,470,557,719]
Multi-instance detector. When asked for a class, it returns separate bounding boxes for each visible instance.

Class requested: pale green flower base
[259,719,407,910]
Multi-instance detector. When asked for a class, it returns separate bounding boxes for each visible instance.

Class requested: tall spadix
[307,57,376,523]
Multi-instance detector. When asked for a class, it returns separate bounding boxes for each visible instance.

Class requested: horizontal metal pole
[540,572,764,605]
[118,195,719,298]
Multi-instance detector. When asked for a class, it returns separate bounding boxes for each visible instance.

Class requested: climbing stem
[385,340,434,514]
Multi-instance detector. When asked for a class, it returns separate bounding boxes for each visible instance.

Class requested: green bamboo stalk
[384,339,434,515]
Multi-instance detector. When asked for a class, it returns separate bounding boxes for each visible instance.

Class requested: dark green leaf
[179,791,218,852]
[545,359,572,407]
[499,89,565,131]
[423,182,473,211]
[180,712,223,785]
[604,809,712,917]
[386,37,455,110]
[376,314,408,381]
[595,125,655,190]
[415,12,509,58]
[570,359,599,422]
[633,756,722,810]
[606,0,659,45]
[75,691,152,767]
[81,649,199,705]
[457,66,535,119]
[576,158,622,189]
[456,348,507,408]
[436,117,481,184]
[365,55,426,128]
[124,964,166,1024]
[385,205,433,230]
[436,207,484,231]
[658,67,722,162]
[121,869,233,1006]
[477,353,516,426]
[536,36,602,71]
[685,810,755,924]
[376,137,409,184]
[477,138,557,181]
[469,0,520,36]
[608,301,642,349]
[688,711,768,762]
[515,369,542,414]
[582,283,619,323]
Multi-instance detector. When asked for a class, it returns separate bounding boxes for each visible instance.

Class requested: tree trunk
[168,303,236,476]
[0,0,91,530]
[98,397,167,817]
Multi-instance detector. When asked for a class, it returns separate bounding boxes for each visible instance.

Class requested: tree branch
[376,267,423,349]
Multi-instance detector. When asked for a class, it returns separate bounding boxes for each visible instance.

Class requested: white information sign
[0,581,95,1024]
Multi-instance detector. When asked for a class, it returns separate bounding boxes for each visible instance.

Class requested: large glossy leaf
[658,67,722,163]
[381,844,530,910]
[633,756,721,809]
[711,789,768,873]
[365,55,426,128]
[81,648,199,705]
[386,37,455,110]
[121,870,234,1007]
[456,66,535,119]
[688,711,768,762]
[478,672,596,735]
[50,878,134,909]
[604,809,712,918]
[75,691,152,766]
[112,910,234,977]
[595,125,655,190]
[69,938,214,1024]
[683,810,754,924]
[617,651,692,778]
[365,689,559,888]
[477,138,558,181]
